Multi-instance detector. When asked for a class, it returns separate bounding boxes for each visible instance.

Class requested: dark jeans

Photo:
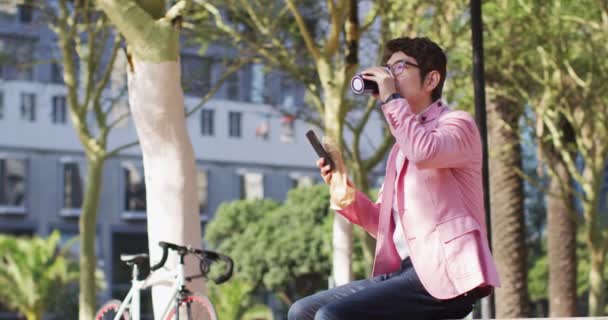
[288,258,485,320]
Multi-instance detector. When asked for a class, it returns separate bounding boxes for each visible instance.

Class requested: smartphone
[305,130,335,172]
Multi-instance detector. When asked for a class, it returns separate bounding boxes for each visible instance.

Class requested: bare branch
[285,0,321,61]
[107,111,131,131]
[93,33,122,125]
[166,0,191,22]
[360,1,380,33]
[324,0,343,57]
[105,140,140,159]
[363,127,394,171]
[186,57,253,117]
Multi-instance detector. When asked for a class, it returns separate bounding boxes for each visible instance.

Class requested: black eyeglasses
[386,59,420,76]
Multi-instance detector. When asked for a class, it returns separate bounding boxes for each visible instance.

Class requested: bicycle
[95,241,234,320]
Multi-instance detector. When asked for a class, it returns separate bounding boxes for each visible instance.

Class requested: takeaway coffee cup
[351,67,392,95]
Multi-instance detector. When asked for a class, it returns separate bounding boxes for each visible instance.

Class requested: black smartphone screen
[305,130,335,171]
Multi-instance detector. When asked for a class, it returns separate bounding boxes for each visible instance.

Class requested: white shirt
[392,150,409,259]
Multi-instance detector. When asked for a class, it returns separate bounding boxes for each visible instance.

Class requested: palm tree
[546,156,577,316]
[487,99,529,317]
[0,230,79,320]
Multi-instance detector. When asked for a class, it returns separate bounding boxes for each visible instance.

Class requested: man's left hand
[361,67,397,103]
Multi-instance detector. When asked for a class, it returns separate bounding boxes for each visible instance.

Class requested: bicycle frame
[112,262,186,320]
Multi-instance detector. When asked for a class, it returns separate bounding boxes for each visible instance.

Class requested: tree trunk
[79,158,105,320]
[487,100,529,317]
[97,1,206,318]
[321,60,352,286]
[128,58,205,317]
[588,226,606,316]
[350,161,375,275]
[547,161,577,316]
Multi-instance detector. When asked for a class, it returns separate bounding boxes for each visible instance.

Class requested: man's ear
[424,71,441,92]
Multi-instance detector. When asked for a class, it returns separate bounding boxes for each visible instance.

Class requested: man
[288,37,500,320]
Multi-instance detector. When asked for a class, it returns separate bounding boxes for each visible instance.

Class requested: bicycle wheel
[165,294,218,320]
[95,299,130,320]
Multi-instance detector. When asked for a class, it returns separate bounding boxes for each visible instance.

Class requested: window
[0,36,35,81]
[52,95,67,124]
[291,175,313,189]
[51,62,64,84]
[281,77,295,108]
[200,109,214,136]
[123,162,146,217]
[239,172,263,200]
[250,64,264,103]
[0,91,4,120]
[255,119,270,140]
[20,93,35,122]
[17,1,33,23]
[227,72,239,100]
[0,158,27,212]
[181,55,212,96]
[228,111,242,138]
[280,115,295,143]
[197,169,208,215]
[62,161,84,215]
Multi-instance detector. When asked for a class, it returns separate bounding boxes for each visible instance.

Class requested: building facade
[0,2,386,319]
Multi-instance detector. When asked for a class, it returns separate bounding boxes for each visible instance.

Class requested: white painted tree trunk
[127,59,206,316]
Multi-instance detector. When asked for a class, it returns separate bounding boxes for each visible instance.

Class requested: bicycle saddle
[120,253,149,267]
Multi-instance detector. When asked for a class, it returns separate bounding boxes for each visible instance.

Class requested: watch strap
[383,92,403,104]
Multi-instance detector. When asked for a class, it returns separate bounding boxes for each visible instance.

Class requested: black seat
[120,253,149,267]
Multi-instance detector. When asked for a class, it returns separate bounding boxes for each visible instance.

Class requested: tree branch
[96,0,155,45]
[285,0,321,61]
[94,33,123,125]
[324,0,343,57]
[185,57,253,117]
[166,0,191,22]
[363,128,394,171]
[107,111,131,131]
[105,140,140,159]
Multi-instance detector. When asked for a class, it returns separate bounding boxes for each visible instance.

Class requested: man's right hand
[316,158,332,185]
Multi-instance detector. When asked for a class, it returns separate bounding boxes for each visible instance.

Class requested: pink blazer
[336,99,500,299]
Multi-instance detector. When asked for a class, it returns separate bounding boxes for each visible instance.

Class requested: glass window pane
[229,112,242,138]
[63,162,83,209]
[124,163,146,212]
[280,116,295,143]
[51,62,64,84]
[17,2,33,23]
[241,172,263,200]
[0,36,34,81]
[200,109,214,136]
[250,64,264,103]
[0,158,26,207]
[227,72,239,100]
[20,93,35,122]
[181,55,212,96]
[52,95,67,124]
[296,176,313,188]
[197,170,208,213]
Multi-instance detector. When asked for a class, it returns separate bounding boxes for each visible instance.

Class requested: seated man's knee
[288,299,315,320]
[314,305,341,320]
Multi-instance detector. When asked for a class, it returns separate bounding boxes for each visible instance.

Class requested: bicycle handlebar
[150,241,234,284]
[200,249,234,284]
[150,241,171,271]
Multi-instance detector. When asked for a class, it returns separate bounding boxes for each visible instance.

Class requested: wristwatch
[383,92,403,104]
